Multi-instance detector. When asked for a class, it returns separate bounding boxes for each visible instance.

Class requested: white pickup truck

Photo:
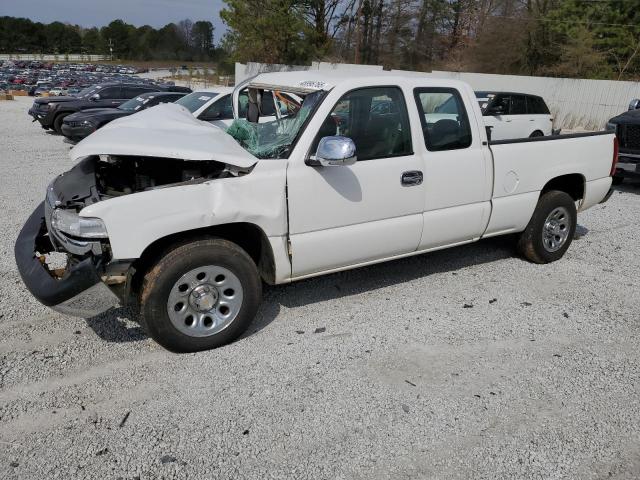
[16,71,617,352]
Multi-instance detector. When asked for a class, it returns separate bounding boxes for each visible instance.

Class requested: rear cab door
[413,84,493,248]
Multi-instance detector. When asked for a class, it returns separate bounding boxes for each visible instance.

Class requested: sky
[0,0,227,36]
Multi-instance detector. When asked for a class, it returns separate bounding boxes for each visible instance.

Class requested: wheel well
[131,223,276,293]
[541,173,585,201]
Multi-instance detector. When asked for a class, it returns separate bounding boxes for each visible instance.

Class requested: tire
[517,190,577,264]
[53,113,69,134]
[139,238,262,352]
[612,174,624,186]
[529,130,544,138]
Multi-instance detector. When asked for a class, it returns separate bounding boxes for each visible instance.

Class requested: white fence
[236,62,640,130]
[0,53,109,61]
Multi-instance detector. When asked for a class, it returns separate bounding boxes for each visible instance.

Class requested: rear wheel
[53,113,69,134]
[529,130,544,138]
[517,190,577,264]
[139,238,262,352]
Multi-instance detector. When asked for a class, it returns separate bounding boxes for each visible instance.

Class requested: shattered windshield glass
[227,90,324,159]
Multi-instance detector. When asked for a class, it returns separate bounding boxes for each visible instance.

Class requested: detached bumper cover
[14,202,119,317]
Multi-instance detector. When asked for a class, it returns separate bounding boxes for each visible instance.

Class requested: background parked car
[606,98,640,184]
[476,91,553,140]
[174,87,235,128]
[29,82,192,134]
[61,91,188,142]
[48,87,67,96]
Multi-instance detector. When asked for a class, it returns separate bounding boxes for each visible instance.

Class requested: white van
[476,91,553,141]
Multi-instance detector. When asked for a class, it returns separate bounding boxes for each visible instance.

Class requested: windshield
[175,91,219,112]
[227,89,324,159]
[77,85,102,98]
[119,96,148,112]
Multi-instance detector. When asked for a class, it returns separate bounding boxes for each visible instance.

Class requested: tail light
[610,136,619,177]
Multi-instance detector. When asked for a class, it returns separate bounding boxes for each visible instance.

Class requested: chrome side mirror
[307,136,357,167]
[629,98,640,111]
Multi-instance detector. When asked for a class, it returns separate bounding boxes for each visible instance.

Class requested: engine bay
[51,155,237,210]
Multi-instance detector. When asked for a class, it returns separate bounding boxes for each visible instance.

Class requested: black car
[607,99,640,184]
[61,91,187,142]
[28,82,191,134]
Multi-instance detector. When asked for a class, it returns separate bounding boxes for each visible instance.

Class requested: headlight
[51,209,108,239]
[47,103,57,110]
[606,122,617,131]
[82,120,95,127]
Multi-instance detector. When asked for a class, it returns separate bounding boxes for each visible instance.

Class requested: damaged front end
[15,155,242,318]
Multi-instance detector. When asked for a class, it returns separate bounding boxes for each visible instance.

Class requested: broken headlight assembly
[51,208,108,239]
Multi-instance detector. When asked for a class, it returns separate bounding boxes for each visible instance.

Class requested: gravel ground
[1,96,639,480]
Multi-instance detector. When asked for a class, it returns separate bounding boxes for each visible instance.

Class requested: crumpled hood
[70,103,258,168]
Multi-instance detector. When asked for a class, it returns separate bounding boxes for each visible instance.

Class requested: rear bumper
[14,203,119,317]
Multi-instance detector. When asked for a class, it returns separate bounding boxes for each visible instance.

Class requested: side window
[511,95,526,115]
[99,86,121,99]
[414,88,472,151]
[527,96,550,114]
[491,95,510,115]
[199,94,234,121]
[312,86,412,161]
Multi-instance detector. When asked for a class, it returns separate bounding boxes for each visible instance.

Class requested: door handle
[401,170,423,186]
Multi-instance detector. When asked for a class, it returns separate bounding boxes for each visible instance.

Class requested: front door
[287,86,425,277]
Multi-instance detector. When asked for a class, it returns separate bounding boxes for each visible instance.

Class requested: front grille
[64,121,82,128]
[620,124,640,150]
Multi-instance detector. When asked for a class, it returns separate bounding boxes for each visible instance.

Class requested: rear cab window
[414,88,472,151]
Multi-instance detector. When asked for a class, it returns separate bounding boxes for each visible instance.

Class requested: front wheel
[139,238,262,352]
[53,113,69,134]
[517,190,577,264]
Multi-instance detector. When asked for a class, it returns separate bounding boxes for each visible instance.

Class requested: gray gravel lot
[1,96,639,480]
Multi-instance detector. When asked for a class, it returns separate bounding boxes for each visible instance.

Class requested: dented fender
[79,159,289,265]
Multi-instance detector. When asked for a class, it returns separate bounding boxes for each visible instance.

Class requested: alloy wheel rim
[167,265,243,338]
[542,206,571,253]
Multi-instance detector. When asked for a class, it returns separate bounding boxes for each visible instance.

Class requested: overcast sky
[1,0,227,36]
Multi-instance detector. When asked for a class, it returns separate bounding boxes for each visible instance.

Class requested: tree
[100,19,133,58]
[546,25,610,78]
[192,21,215,56]
[221,0,318,63]
[546,0,640,78]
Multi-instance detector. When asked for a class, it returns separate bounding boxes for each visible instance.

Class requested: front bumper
[14,203,119,318]
[61,122,95,142]
[28,104,55,127]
